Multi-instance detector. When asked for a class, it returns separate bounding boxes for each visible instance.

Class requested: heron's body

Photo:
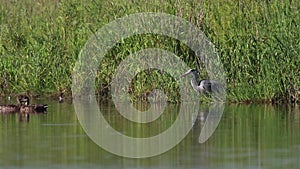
[182,69,223,94]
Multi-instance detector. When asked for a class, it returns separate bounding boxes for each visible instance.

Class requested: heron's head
[181,69,197,77]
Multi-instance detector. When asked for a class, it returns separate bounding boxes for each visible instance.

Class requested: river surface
[0,99,299,169]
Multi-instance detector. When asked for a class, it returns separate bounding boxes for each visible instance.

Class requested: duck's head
[17,95,30,106]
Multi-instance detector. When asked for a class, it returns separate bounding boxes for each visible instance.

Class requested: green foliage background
[0,0,299,103]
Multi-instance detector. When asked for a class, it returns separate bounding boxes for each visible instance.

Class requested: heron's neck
[190,72,199,91]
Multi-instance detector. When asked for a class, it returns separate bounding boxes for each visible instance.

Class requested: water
[0,99,299,169]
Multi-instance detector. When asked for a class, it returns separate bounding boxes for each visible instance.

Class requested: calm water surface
[0,99,299,169]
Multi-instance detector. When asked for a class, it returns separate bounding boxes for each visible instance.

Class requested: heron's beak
[181,70,191,77]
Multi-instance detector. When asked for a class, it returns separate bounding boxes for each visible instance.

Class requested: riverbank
[0,1,299,103]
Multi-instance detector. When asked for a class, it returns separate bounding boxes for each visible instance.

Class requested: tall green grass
[203,0,300,103]
[0,0,299,103]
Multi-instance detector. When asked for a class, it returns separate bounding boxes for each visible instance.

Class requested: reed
[0,0,299,103]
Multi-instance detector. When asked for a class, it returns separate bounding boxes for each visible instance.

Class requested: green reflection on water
[99,102,181,138]
[0,100,299,169]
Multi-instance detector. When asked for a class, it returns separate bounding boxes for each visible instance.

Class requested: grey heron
[182,69,223,95]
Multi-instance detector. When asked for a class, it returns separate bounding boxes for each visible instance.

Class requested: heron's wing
[199,80,224,93]
[198,80,205,86]
[199,80,212,91]
[211,80,225,93]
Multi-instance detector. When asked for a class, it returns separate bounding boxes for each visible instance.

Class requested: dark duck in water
[17,95,48,114]
[0,95,23,114]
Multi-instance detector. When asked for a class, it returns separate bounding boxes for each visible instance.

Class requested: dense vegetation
[0,0,299,103]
